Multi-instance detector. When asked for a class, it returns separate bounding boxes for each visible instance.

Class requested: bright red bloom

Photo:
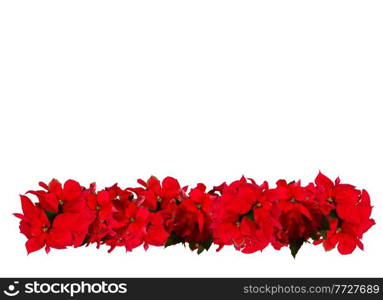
[87,190,113,221]
[27,179,84,213]
[130,176,183,210]
[212,177,282,253]
[14,174,375,256]
[14,195,85,253]
[315,190,375,254]
[315,172,360,221]
[106,201,169,252]
[269,180,323,242]
[320,218,364,254]
[171,184,214,250]
[144,213,169,248]
[178,184,212,233]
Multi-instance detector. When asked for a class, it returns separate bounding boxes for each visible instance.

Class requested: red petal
[47,229,73,248]
[26,237,45,254]
[20,195,36,217]
[298,204,313,220]
[143,242,149,250]
[144,191,157,210]
[73,232,87,248]
[323,234,338,251]
[197,213,204,233]
[315,172,334,188]
[39,181,49,190]
[135,207,150,223]
[41,193,59,212]
[62,179,82,201]
[147,176,161,194]
[357,240,364,250]
[137,178,147,188]
[49,179,62,195]
[162,176,180,199]
[336,204,360,224]
[97,190,110,205]
[13,213,24,219]
[337,234,357,255]
[87,193,97,210]
[53,213,79,230]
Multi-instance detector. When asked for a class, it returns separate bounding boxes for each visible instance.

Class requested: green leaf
[197,244,205,255]
[189,237,214,255]
[329,209,338,219]
[289,238,305,258]
[45,210,57,224]
[321,215,330,231]
[315,215,330,240]
[203,236,213,251]
[81,235,90,246]
[319,230,327,239]
[164,233,183,248]
[310,232,320,241]
[243,210,254,221]
[188,241,196,250]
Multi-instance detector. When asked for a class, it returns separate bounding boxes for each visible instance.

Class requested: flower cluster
[14,173,375,257]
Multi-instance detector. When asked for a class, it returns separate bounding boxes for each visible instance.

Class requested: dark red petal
[357,240,364,250]
[13,213,24,219]
[197,213,205,233]
[137,178,147,188]
[298,204,313,220]
[38,181,49,190]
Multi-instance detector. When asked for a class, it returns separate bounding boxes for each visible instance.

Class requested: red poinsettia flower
[169,183,215,250]
[14,175,375,256]
[87,190,113,221]
[105,183,135,210]
[27,179,85,213]
[144,212,169,249]
[213,214,273,253]
[315,189,375,254]
[105,202,150,252]
[14,195,83,253]
[178,184,212,233]
[267,180,320,242]
[315,172,361,222]
[212,177,283,253]
[130,176,183,210]
[319,219,364,254]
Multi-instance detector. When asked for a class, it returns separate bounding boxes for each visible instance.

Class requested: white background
[0,1,382,277]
